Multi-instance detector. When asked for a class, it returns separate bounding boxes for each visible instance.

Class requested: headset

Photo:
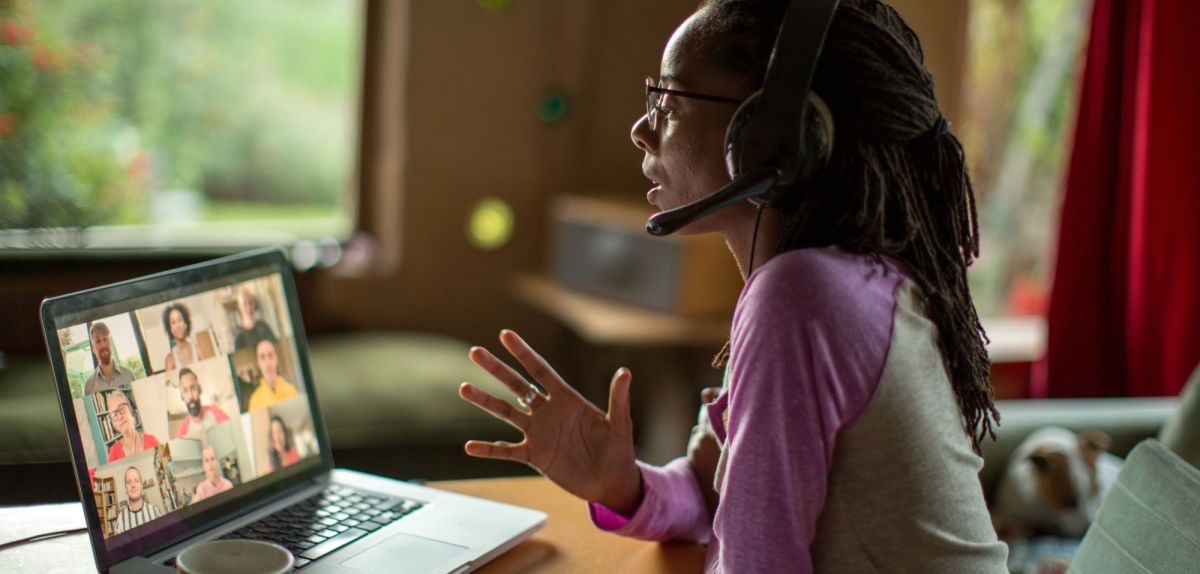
[645,0,841,237]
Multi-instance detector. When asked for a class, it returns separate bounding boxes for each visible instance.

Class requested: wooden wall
[308,0,970,347]
[0,0,969,361]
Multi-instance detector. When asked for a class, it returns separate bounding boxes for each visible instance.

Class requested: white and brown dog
[992,427,1123,538]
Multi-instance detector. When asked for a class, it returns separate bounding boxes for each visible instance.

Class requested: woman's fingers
[607,368,633,434]
[463,440,528,464]
[498,329,566,394]
[468,346,542,402]
[458,383,530,432]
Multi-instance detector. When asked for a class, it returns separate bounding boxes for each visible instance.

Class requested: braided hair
[697,0,998,450]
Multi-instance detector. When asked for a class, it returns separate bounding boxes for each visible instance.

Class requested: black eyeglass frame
[645,77,742,130]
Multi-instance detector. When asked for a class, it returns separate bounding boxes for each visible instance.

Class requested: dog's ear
[1078,431,1112,468]
[1030,451,1051,473]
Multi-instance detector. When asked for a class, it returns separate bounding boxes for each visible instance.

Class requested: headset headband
[737,0,840,185]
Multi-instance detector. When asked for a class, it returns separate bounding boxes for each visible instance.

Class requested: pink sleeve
[708,251,898,572]
[588,458,712,544]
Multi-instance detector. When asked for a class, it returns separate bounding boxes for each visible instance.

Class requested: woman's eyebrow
[658,74,685,88]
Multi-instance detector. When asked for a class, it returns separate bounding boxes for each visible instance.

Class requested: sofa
[979,396,1177,504]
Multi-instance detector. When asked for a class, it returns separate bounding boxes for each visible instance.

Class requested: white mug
[175,539,294,574]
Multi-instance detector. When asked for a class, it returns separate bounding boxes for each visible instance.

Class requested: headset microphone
[645,0,840,238]
[645,165,779,236]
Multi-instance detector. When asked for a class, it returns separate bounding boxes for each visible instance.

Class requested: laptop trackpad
[340,532,469,572]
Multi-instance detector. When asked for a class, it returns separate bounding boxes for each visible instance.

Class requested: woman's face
[169,309,187,341]
[632,10,753,235]
[108,393,135,435]
[270,420,286,452]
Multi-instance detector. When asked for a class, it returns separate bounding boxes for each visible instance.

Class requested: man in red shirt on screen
[177,367,230,436]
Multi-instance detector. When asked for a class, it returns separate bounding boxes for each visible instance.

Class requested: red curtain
[1035,0,1200,398]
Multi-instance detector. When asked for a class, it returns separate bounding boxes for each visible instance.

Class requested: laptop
[41,247,546,573]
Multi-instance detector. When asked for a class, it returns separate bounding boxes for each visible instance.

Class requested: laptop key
[294,557,312,569]
[358,520,384,532]
[299,527,368,560]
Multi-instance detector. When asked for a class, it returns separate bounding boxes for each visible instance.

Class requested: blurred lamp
[467,198,514,250]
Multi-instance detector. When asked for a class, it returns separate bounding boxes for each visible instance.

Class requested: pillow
[1158,362,1200,469]
[1066,439,1200,573]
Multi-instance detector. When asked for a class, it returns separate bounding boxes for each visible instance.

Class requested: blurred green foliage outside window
[0,0,359,245]
[961,0,1091,319]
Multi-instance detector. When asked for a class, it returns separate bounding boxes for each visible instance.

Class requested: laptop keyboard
[218,484,424,569]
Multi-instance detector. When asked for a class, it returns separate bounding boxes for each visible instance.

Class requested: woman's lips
[647,185,661,205]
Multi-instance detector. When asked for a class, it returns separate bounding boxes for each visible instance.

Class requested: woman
[162,302,197,371]
[106,389,159,463]
[267,415,300,472]
[458,1,1008,571]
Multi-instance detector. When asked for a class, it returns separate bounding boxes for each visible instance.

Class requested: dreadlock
[698,0,999,451]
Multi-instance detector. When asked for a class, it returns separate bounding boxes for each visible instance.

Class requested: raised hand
[458,329,643,516]
[689,386,723,516]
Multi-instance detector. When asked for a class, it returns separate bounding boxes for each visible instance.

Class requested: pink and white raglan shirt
[590,247,1009,573]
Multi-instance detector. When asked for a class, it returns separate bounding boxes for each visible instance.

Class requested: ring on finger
[517,389,538,409]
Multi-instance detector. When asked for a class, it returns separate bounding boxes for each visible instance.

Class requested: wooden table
[440,476,705,573]
[0,476,706,573]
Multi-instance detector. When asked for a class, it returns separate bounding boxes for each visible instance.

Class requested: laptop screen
[43,251,330,564]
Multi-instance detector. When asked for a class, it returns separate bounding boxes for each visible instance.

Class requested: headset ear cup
[724,89,762,179]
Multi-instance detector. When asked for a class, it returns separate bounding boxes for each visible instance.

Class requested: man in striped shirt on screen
[115,466,162,534]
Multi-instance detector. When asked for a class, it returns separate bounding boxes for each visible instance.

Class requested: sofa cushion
[307,332,516,449]
[0,355,67,465]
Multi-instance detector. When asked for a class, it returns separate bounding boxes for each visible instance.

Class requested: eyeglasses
[111,403,131,419]
[645,77,742,131]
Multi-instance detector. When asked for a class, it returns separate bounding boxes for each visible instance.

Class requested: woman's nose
[630,114,658,154]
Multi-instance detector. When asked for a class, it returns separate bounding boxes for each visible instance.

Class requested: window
[0,0,361,250]
[960,0,1092,320]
